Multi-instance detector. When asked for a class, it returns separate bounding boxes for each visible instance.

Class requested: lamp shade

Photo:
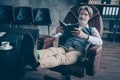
[0,5,14,24]
[14,7,33,25]
[33,8,52,26]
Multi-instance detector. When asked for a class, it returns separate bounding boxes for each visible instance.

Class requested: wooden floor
[23,40,120,80]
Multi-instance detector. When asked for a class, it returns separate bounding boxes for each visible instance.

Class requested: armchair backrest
[63,4,103,36]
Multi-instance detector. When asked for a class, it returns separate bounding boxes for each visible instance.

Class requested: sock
[36,50,40,59]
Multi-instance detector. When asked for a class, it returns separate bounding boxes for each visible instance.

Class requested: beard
[78,19,89,25]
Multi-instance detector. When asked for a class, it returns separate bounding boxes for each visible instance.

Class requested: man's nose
[79,15,84,19]
[81,14,85,18]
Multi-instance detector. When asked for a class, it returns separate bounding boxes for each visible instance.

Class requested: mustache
[78,18,86,21]
[78,19,88,24]
[79,19,88,22]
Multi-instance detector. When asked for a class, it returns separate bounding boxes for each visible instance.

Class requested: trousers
[36,47,81,68]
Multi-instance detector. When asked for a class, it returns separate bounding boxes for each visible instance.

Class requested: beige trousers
[37,47,81,68]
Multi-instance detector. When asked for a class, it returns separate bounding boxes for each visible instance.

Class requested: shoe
[21,33,40,69]
[25,62,40,70]
[32,62,40,70]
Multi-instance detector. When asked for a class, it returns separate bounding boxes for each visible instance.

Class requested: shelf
[104,30,113,34]
[87,0,120,42]
[103,18,120,21]
[104,30,120,34]
[93,4,120,6]
[93,4,120,21]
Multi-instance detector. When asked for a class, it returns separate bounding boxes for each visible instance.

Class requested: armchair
[37,4,103,80]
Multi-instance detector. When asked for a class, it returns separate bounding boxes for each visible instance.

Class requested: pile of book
[89,0,111,4]
[89,0,102,4]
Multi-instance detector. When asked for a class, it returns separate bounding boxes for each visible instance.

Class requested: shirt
[64,25,103,51]
[79,24,103,46]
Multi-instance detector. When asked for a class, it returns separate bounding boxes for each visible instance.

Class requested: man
[21,5,103,69]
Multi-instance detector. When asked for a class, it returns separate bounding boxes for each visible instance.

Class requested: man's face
[78,9,90,26]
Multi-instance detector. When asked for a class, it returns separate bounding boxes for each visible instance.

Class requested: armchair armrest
[44,37,55,43]
[37,35,54,49]
[86,45,102,76]
[88,45,102,56]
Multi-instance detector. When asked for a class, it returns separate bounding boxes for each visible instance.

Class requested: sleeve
[87,27,103,46]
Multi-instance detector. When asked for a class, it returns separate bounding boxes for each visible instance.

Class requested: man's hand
[72,28,89,40]
[56,26,64,33]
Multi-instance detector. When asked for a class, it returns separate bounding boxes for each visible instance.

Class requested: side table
[0,34,24,72]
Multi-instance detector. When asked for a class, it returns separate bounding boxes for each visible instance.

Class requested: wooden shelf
[103,18,120,21]
[104,30,120,34]
[93,4,120,6]
[104,30,113,34]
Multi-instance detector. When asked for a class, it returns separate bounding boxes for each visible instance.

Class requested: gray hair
[78,5,93,18]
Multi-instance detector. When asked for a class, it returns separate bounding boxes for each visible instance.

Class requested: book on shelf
[108,7,112,18]
[111,7,116,18]
[114,7,119,19]
[59,20,79,37]
[102,6,106,18]
[105,6,109,18]
[117,8,120,19]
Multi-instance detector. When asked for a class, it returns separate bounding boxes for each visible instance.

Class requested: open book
[59,20,79,37]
